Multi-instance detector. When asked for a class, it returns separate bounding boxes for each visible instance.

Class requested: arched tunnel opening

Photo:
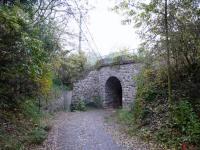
[105,77,122,108]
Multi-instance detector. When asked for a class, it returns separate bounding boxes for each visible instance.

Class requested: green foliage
[114,0,200,68]
[153,100,200,148]
[112,55,122,65]
[132,98,143,124]
[114,0,200,102]
[58,51,87,85]
[172,100,200,145]
[0,99,50,149]
[0,128,24,150]
[86,96,102,108]
[0,1,86,149]
[116,109,134,125]
[133,68,156,124]
[20,100,41,124]
[28,127,48,145]
[155,127,175,146]
[136,68,160,102]
[71,100,87,112]
[131,67,200,148]
[94,49,145,70]
[106,49,145,64]
[133,99,152,124]
[52,75,62,87]
[45,82,62,104]
[114,0,200,149]
[0,5,58,109]
[76,100,86,111]
[140,108,151,120]
[36,68,53,97]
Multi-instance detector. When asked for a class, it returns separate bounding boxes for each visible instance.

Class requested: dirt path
[35,109,156,150]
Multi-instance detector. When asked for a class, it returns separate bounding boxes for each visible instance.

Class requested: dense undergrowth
[0,100,49,149]
[116,65,200,150]
[0,79,64,150]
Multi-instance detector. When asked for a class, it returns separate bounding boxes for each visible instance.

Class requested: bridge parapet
[96,55,136,68]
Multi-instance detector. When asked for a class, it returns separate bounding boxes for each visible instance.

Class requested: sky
[85,0,140,56]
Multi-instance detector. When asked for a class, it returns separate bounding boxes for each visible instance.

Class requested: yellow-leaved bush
[35,65,53,97]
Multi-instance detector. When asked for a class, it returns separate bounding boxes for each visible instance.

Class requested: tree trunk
[165,0,172,107]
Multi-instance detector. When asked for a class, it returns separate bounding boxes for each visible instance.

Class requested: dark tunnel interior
[105,77,122,108]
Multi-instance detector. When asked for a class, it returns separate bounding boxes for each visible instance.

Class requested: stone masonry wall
[71,63,143,108]
[72,70,99,104]
[98,63,142,108]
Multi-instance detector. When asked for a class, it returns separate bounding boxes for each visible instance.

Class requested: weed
[20,100,41,124]
[116,109,134,125]
[28,127,48,145]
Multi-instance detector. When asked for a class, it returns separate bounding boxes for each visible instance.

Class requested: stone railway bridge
[72,57,143,109]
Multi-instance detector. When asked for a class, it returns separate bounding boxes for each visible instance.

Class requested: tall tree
[114,0,200,100]
[164,0,172,107]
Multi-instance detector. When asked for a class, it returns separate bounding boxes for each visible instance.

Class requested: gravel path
[56,109,124,150]
[35,109,157,150]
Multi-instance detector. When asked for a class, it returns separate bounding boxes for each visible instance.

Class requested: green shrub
[141,108,151,120]
[0,128,24,150]
[154,100,200,148]
[86,97,102,108]
[142,86,157,102]
[135,68,159,102]
[28,127,48,145]
[133,98,143,124]
[131,66,200,148]
[155,127,171,143]
[133,100,152,124]
[172,100,200,145]
[0,99,52,149]
[112,56,122,64]
[138,127,152,142]
[71,100,86,111]
[76,100,86,111]
[155,127,180,147]
[52,76,62,87]
[20,100,41,123]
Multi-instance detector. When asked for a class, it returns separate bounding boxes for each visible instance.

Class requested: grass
[115,109,134,125]
[28,127,48,145]
[105,109,137,134]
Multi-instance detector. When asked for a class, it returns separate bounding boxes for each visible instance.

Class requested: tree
[114,0,200,100]
[0,1,64,108]
[58,51,87,86]
[164,0,172,108]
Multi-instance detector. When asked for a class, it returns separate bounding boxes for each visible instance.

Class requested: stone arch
[104,76,122,108]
